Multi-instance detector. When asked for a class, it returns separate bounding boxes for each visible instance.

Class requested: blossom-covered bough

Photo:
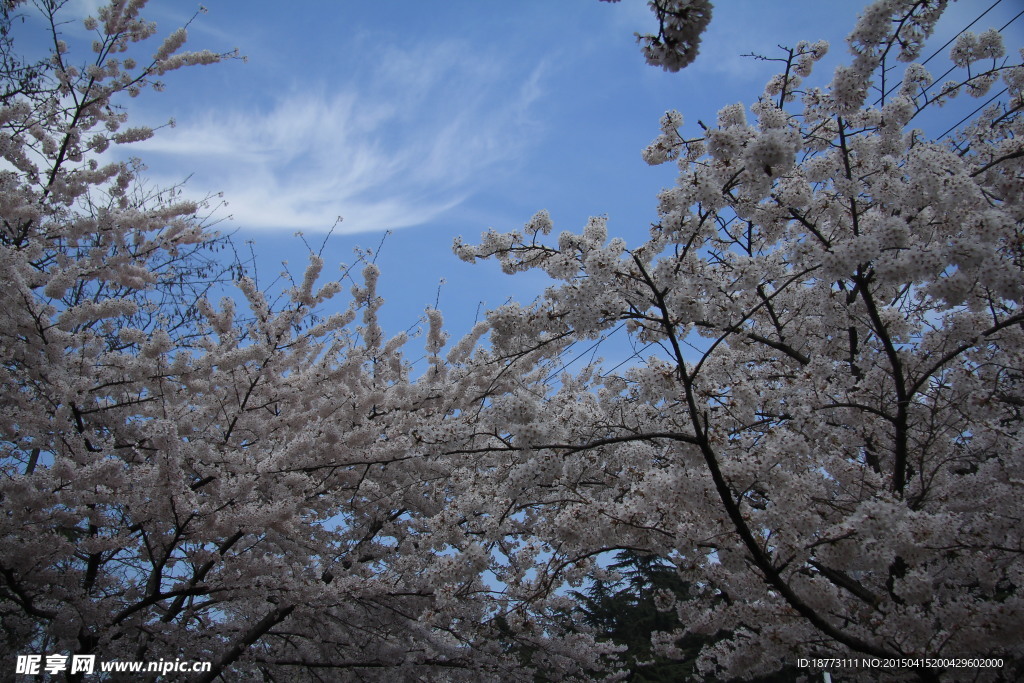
[0,2,614,680]
[458,0,1024,679]
[598,0,714,72]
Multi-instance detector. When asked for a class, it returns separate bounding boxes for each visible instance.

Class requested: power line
[920,0,1002,66]
[876,0,1007,105]
[935,86,1008,141]
[999,7,1024,33]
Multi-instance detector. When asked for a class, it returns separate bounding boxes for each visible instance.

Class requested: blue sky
[40,0,1024,352]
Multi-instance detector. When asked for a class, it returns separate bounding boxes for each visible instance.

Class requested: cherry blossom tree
[0,2,613,680]
[458,0,1024,679]
[7,0,1024,680]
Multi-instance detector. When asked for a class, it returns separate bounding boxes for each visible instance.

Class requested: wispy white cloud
[134,40,546,234]
[64,0,105,21]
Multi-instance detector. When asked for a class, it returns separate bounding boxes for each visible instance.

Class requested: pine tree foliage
[573,551,702,681]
